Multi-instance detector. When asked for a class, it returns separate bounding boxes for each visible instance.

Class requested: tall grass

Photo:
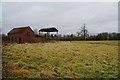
[2,41,119,78]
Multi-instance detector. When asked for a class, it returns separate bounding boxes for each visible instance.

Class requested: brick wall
[34,37,44,43]
[8,27,35,43]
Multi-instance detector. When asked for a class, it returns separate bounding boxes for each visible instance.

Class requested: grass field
[2,41,119,78]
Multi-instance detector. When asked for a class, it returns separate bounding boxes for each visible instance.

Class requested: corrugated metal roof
[39,27,58,32]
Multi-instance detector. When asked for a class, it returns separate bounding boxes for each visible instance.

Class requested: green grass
[2,41,119,78]
[73,40,119,45]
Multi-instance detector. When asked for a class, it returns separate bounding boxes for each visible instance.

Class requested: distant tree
[76,32,81,37]
[110,32,119,40]
[96,32,109,40]
[77,23,89,40]
[58,34,62,37]
[70,34,74,37]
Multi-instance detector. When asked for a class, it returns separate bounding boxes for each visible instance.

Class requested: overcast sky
[1,2,118,35]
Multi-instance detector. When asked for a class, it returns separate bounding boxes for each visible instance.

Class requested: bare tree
[77,23,89,40]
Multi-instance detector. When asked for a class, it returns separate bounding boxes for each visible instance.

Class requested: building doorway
[19,37,22,43]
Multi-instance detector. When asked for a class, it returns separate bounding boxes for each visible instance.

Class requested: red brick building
[8,26,43,43]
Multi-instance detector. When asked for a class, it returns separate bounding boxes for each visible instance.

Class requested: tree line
[37,32,119,41]
[35,24,119,41]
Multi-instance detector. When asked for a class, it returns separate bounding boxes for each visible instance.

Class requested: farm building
[7,26,43,43]
[39,27,58,37]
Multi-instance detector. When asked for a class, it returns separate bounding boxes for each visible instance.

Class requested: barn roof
[8,26,30,34]
[39,27,58,32]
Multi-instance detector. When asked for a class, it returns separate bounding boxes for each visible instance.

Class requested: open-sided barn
[39,27,58,37]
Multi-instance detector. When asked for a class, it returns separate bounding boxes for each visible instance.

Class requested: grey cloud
[2,2,118,35]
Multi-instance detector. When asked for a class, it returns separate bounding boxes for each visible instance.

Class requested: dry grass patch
[2,41,119,78]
